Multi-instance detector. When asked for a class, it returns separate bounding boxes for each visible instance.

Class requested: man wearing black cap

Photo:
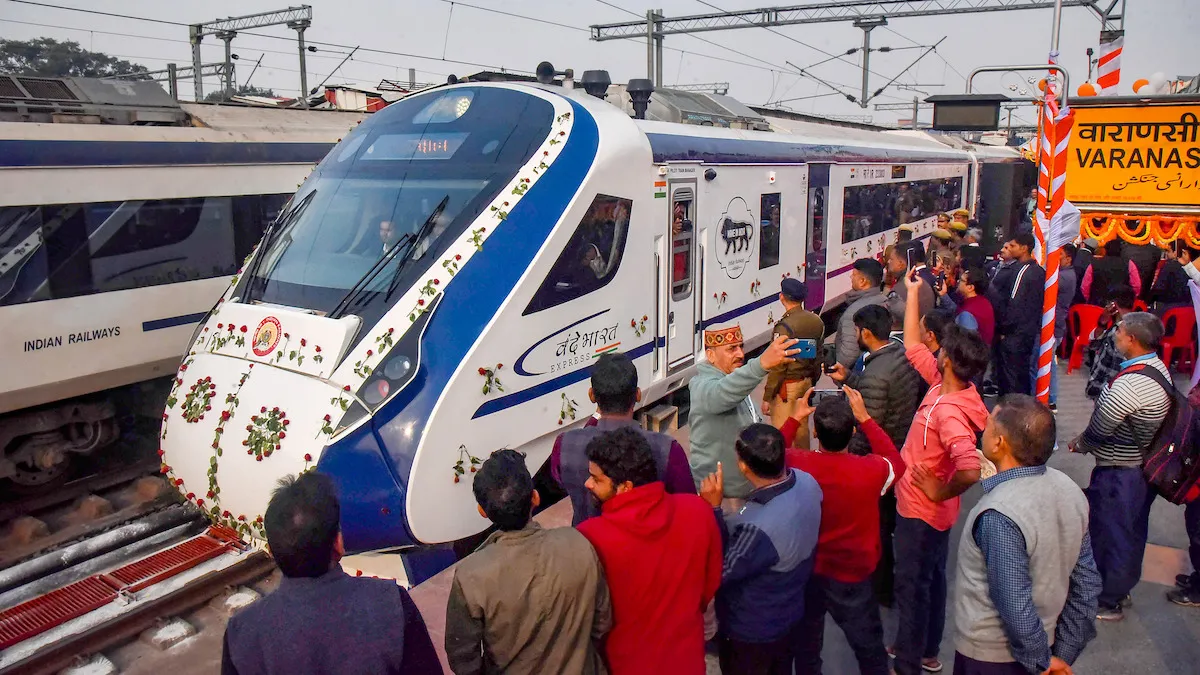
[763,278,824,447]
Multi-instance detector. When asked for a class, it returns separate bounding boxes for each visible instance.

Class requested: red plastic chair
[1067,304,1106,374]
[1161,306,1198,374]
[1134,299,1149,312]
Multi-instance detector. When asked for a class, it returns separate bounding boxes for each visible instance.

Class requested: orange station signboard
[1065,101,1200,210]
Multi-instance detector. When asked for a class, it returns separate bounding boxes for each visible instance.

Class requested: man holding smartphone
[763,278,825,448]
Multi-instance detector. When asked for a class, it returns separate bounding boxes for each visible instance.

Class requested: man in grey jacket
[688,325,798,502]
[837,258,887,368]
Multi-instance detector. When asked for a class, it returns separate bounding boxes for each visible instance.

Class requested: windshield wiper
[328,195,449,319]
[243,190,316,303]
[383,195,448,302]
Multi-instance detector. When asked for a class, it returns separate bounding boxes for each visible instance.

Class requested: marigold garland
[1081,212,1200,248]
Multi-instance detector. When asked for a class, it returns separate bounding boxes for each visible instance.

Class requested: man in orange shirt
[577,427,722,675]
[891,271,991,675]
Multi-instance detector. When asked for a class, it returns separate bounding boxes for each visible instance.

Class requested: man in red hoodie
[891,270,992,675]
[782,386,906,675]
[577,427,722,675]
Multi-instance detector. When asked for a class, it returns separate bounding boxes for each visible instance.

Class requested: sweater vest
[954,467,1088,664]
[1090,257,1128,305]
[958,295,996,346]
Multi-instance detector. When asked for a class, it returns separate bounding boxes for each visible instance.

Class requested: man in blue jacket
[700,423,823,675]
[222,472,439,675]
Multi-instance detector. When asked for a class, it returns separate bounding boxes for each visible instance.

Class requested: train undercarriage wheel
[6,455,70,493]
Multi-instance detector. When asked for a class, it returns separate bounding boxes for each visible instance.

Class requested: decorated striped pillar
[1035,60,1075,404]
[1097,30,1125,96]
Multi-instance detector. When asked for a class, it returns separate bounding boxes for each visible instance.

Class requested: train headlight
[454,96,471,119]
[384,355,412,380]
[363,379,390,406]
[412,91,474,124]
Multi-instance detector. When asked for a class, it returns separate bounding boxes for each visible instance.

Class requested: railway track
[0,526,276,675]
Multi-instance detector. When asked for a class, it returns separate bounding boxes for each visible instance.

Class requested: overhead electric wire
[1,0,529,73]
[881,25,967,85]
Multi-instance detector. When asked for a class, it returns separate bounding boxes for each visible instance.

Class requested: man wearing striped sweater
[1068,312,1172,621]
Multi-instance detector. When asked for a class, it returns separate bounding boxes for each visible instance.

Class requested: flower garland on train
[1081,213,1200,248]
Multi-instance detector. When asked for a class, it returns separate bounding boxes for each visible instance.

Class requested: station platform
[409,364,1200,674]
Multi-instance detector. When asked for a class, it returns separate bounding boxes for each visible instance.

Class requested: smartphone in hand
[821,343,838,373]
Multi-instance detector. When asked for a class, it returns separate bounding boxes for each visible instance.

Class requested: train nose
[159,311,367,539]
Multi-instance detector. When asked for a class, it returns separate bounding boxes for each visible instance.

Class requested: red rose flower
[217,323,224,329]
[631,319,636,327]
[180,364,187,371]
[478,368,487,375]
[272,407,279,413]
[186,492,195,500]
[417,299,425,306]
[238,515,246,521]
[207,491,215,499]
[343,385,351,391]
[240,326,248,333]
[160,465,170,474]
[256,456,263,462]
[221,411,231,421]
[284,333,290,339]
[433,279,440,285]
[642,315,648,321]
[223,510,231,518]
[304,454,313,462]
[261,406,267,413]
[323,414,332,422]
[355,570,363,577]
[366,350,373,356]
[388,327,394,333]
[283,419,290,426]
[496,363,503,369]
[196,499,205,507]
[455,254,462,261]
[278,432,286,439]
[157,448,165,456]
[480,227,486,232]
[300,339,307,347]
[315,346,322,353]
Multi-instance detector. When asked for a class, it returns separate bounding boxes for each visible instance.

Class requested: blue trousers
[1086,465,1157,607]
[893,515,950,675]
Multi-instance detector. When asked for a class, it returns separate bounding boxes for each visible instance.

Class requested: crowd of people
[219,219,1200,675]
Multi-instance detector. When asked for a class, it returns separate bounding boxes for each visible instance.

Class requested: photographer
[1084,287,1137,400]
[784,386,906,675]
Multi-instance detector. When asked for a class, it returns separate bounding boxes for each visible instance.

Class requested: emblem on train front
[716,196,755,279]
[252,317,282,357]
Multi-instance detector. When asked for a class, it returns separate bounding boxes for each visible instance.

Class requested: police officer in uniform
[762,278,825,448]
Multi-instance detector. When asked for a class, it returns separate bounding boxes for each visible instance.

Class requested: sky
[2,0,1196,127]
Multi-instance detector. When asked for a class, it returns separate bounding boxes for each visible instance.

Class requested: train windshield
[242,87,555,319]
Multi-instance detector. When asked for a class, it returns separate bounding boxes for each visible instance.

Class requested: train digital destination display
[363,132,470,161]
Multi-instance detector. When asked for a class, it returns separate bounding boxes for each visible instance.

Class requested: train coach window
[841,176,964,244]
[670,192,693,300]
[0,194,290,306]
[523,194,633,315]
[759,193,781,269]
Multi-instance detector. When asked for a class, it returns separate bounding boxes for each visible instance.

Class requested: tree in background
[204,85,278,103]
[0,38,149,78]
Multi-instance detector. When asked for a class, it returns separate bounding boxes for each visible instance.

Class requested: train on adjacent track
[1,75,365,489]
[156,72,1033,581]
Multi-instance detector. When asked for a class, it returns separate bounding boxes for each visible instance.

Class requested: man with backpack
[1068,312,1172,621]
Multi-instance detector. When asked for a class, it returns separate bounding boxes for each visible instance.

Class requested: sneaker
[1048,403,1058,413]
[1096,605,1125,621]
[1167,586,1200,607]
[1119,594,1133,608]
[884,647,942,672]
[1176,573,1199,589]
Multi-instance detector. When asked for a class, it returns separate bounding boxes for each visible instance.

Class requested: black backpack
[1119,364,1200,504]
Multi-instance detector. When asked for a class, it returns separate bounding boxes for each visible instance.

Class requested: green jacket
[763,305,824,401]
[688,358,766,499]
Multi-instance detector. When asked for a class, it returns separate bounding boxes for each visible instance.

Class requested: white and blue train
[156,75,1029,580]
[0,75,365,487]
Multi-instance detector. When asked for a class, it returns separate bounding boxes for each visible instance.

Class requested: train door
[804,164,831,312]
[666,181,697,371]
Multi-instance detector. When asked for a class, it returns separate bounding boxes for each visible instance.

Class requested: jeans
[719,619,801,675]
[893,516,951,675]
[1029,337,1061,404]
[795,575,890,675]
[875,491,898,607]
[1086,465,1157,607]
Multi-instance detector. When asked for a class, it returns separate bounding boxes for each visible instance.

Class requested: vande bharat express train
[0,75,365,488]
[158,79,1028,579]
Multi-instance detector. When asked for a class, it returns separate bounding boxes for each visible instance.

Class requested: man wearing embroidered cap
[689,327,799,502]
[763,278,824,447]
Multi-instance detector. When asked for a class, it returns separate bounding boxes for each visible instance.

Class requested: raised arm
[902,270,924,350]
